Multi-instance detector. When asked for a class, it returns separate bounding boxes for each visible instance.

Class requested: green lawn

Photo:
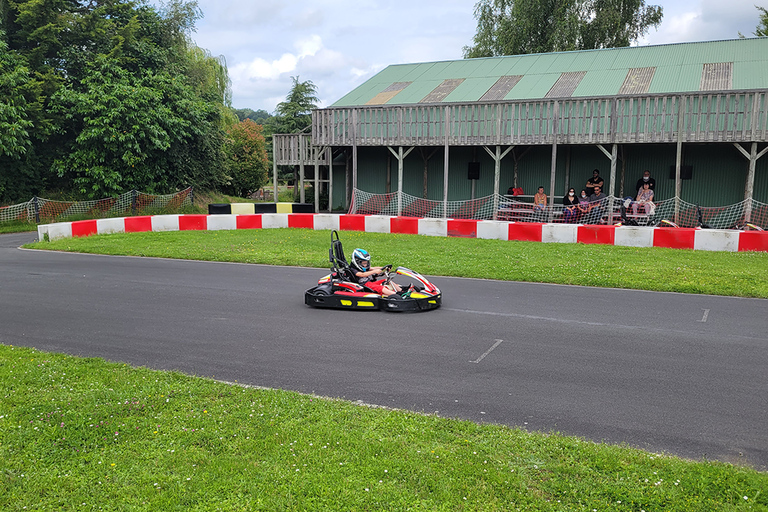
[1,345,766,511]
[26,228,768,298]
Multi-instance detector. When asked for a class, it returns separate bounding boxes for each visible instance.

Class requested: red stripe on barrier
[508,222,543,242]
[288,213,315,229]
[236,215,262,229]
[447,219,478,238]
[125,216,152,233]
[738,231,768,252]
[653,227,696,249]
[71,219,98,238]
[179,214,208,231]
[339,214,367,231]
[391,216,419,234]
[577,225,616,245]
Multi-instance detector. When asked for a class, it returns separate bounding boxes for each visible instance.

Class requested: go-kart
[304,231,441,312]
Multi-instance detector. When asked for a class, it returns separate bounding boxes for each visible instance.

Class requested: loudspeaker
[669,165,693,180]
[468,162,480,180]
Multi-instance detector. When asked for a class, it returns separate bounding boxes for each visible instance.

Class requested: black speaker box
[468,162,480,180]
[669,165,693,180]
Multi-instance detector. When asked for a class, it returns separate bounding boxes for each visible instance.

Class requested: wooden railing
[308,90,768,147]
[272,133,330,165]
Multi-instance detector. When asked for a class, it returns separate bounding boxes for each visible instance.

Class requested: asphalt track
[1,232,767,470]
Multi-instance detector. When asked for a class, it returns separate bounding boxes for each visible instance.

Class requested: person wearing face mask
[635,170,656,193]
[562,187,579,223]
[577,189,591,219]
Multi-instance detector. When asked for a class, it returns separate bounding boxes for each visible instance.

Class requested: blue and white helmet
[351,248,371,271]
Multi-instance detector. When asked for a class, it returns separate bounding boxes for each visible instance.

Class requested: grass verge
[1,344,765,511]
[25,228,768,298]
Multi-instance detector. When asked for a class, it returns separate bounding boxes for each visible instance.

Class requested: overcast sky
[177,0,767,112]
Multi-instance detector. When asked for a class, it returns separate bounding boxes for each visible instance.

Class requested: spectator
[533,186,547,211]
[586,169,604,196]
[562,187,579,223]
[633,181,654,215]
[587,186,607,224]
[577,189,591,219]
[635,170,656,193]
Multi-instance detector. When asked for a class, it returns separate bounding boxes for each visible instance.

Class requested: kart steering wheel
[382,264,394,286]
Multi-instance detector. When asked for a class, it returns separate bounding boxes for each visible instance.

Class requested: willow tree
[464,0,663,58]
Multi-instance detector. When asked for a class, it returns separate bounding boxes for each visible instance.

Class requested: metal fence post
[33,196,40,223]
[131,189,137,215]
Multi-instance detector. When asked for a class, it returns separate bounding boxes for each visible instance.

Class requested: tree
[266,76,320,189]
[745,6,768,37]
[579,0,663,49]
[223,119,269,198]
[269,76,319,133]
[0,0,233,201]
[51,58,222,197]
[233,108,272,124]
[463,0,663,58]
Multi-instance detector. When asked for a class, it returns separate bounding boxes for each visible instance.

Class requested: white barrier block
[365,215,391,233]
[418,218,448,238]
[45,222,73,241]
[312,214,340,231]
[207,214,237,231]
[614,226,655,247]
[694,229,740,252]
[97,218,126,235]
[37,224,50,241]
[261,213,289,229]
[151,214,180,232]
[477,220,508,241]
[542,223,577,244]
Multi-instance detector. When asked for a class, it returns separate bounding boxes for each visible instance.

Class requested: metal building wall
[352,142,767,207]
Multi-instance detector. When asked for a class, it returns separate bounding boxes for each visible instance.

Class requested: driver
[351,248,402,296]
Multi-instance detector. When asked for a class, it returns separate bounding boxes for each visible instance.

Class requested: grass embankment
[27,228,768,298]
[1,345,766,511]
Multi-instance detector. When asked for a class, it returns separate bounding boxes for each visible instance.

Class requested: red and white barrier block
[37,214,768,252]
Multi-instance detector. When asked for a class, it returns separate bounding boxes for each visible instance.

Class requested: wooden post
[608,143,617,224]
[272,149,278,203]
[327,147,333,212]
[444,106,450,218]
[485,145,515,220]
[299,135,305,204]
[734,141,768,223]
[314,146,320,213]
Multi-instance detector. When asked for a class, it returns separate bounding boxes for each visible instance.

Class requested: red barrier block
[653,227,696,249]
[508,222,543,242]
[447,219,478,238]
[125,216,153,233]
[71,219,98,238]
[738,231,768,252]
[179,214,208,231]
[288,213,315,229]
[339,214,367,231]
[577,225,616,245]
[236,215,262,230]
[391,216,419,234]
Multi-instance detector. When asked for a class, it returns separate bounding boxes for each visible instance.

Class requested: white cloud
[149,0,767,110]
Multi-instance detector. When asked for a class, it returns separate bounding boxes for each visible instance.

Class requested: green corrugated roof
[331,38,768,107]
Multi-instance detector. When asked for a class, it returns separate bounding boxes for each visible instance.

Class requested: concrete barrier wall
[37,214,768,252]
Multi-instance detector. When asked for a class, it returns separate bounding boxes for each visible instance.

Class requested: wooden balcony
[307,90,768,148]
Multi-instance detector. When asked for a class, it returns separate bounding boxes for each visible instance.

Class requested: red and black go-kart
[305,231,441,312]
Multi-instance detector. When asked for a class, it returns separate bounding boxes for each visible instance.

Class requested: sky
[174,0,767,112]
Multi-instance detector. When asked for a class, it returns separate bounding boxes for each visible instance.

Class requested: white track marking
[699,309,710,322]
[470,339,504,363]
